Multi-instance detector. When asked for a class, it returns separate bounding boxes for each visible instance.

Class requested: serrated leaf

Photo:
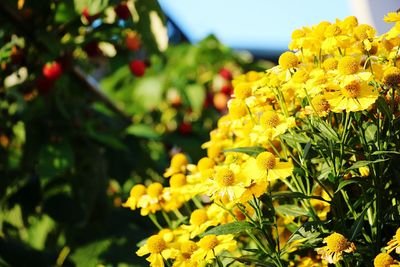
[285,221,323,246]
[200,221,253,237]
[223,146,266,157]
[275,204,310,217]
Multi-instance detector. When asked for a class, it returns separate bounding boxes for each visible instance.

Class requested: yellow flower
[191,234,237,262]
[181,208,219,238]
[244,152,293,182]
[337,56,360,75]
[327,75,378,112]
[384,12,400,23]
[291,255,328,267]
[173,241,198,267]
[316,232,356,264]
[386,227,400,254]
[279,51,299,69]
[164,153,189,177]
[383,66,400,87]
[137,234,179,267]
[122,184,146,210]
[323,58,338,71]
[206,165,251,202]
[310,94,331,117]
[137,183,164,216]
[373,252,399,267]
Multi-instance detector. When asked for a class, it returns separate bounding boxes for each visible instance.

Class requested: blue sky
[158,0,352,56]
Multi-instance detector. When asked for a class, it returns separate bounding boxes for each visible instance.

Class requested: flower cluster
[126,13,400,266]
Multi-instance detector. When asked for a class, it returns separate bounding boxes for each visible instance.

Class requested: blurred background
[0,0,397,266]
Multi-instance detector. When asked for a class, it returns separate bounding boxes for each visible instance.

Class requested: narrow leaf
[223,147,266,157]
[200,221,253,237]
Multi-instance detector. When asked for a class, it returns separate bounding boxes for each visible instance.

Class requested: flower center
[256,152,276,170]
[325,233,348,253]
[323,58,338,71]
[383,66,400,87]
[373,253,394,267]
[147,183,163,198]
[279,51,299,69]
[342,80,361,98]
[260,111,280,128]
[199,235,219,250]
[338,56,359,75]
[216,167,235,186]
[147,235,167,254]
[311,95,331,113]
[234,83,252,99]
[181,241,197,259]
[190,209,208,225]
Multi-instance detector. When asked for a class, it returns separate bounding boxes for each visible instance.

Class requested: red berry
[129,60,146,77]
[42,61,62,81]
[219,68,233,80]
[220,84,233,95]
[114,3,130,20]
[178,122,192,135]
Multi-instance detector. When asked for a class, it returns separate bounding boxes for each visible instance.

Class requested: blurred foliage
[0,0,271,266]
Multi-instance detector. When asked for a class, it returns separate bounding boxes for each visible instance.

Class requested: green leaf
[371,150,400,156]
[303,141,311,159]
[275,204,310,217]
[186,84,206,113]
[126,124,160,140]
[285,221,323,247]
[27,215,55,250]
[312,120,339,141]
[70,239,111,267]
[200,221,253,237]
[280,133,310,148]
[346,158,389,171]
[271,191,330,203]
[349,202,372,240]
[55,0,77,23]
[364,124,377,143]
[376,96,391,119]
[223,146,266,157]
[74,0,109,14]
[335,179,364,193]
[37,142,74,182]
